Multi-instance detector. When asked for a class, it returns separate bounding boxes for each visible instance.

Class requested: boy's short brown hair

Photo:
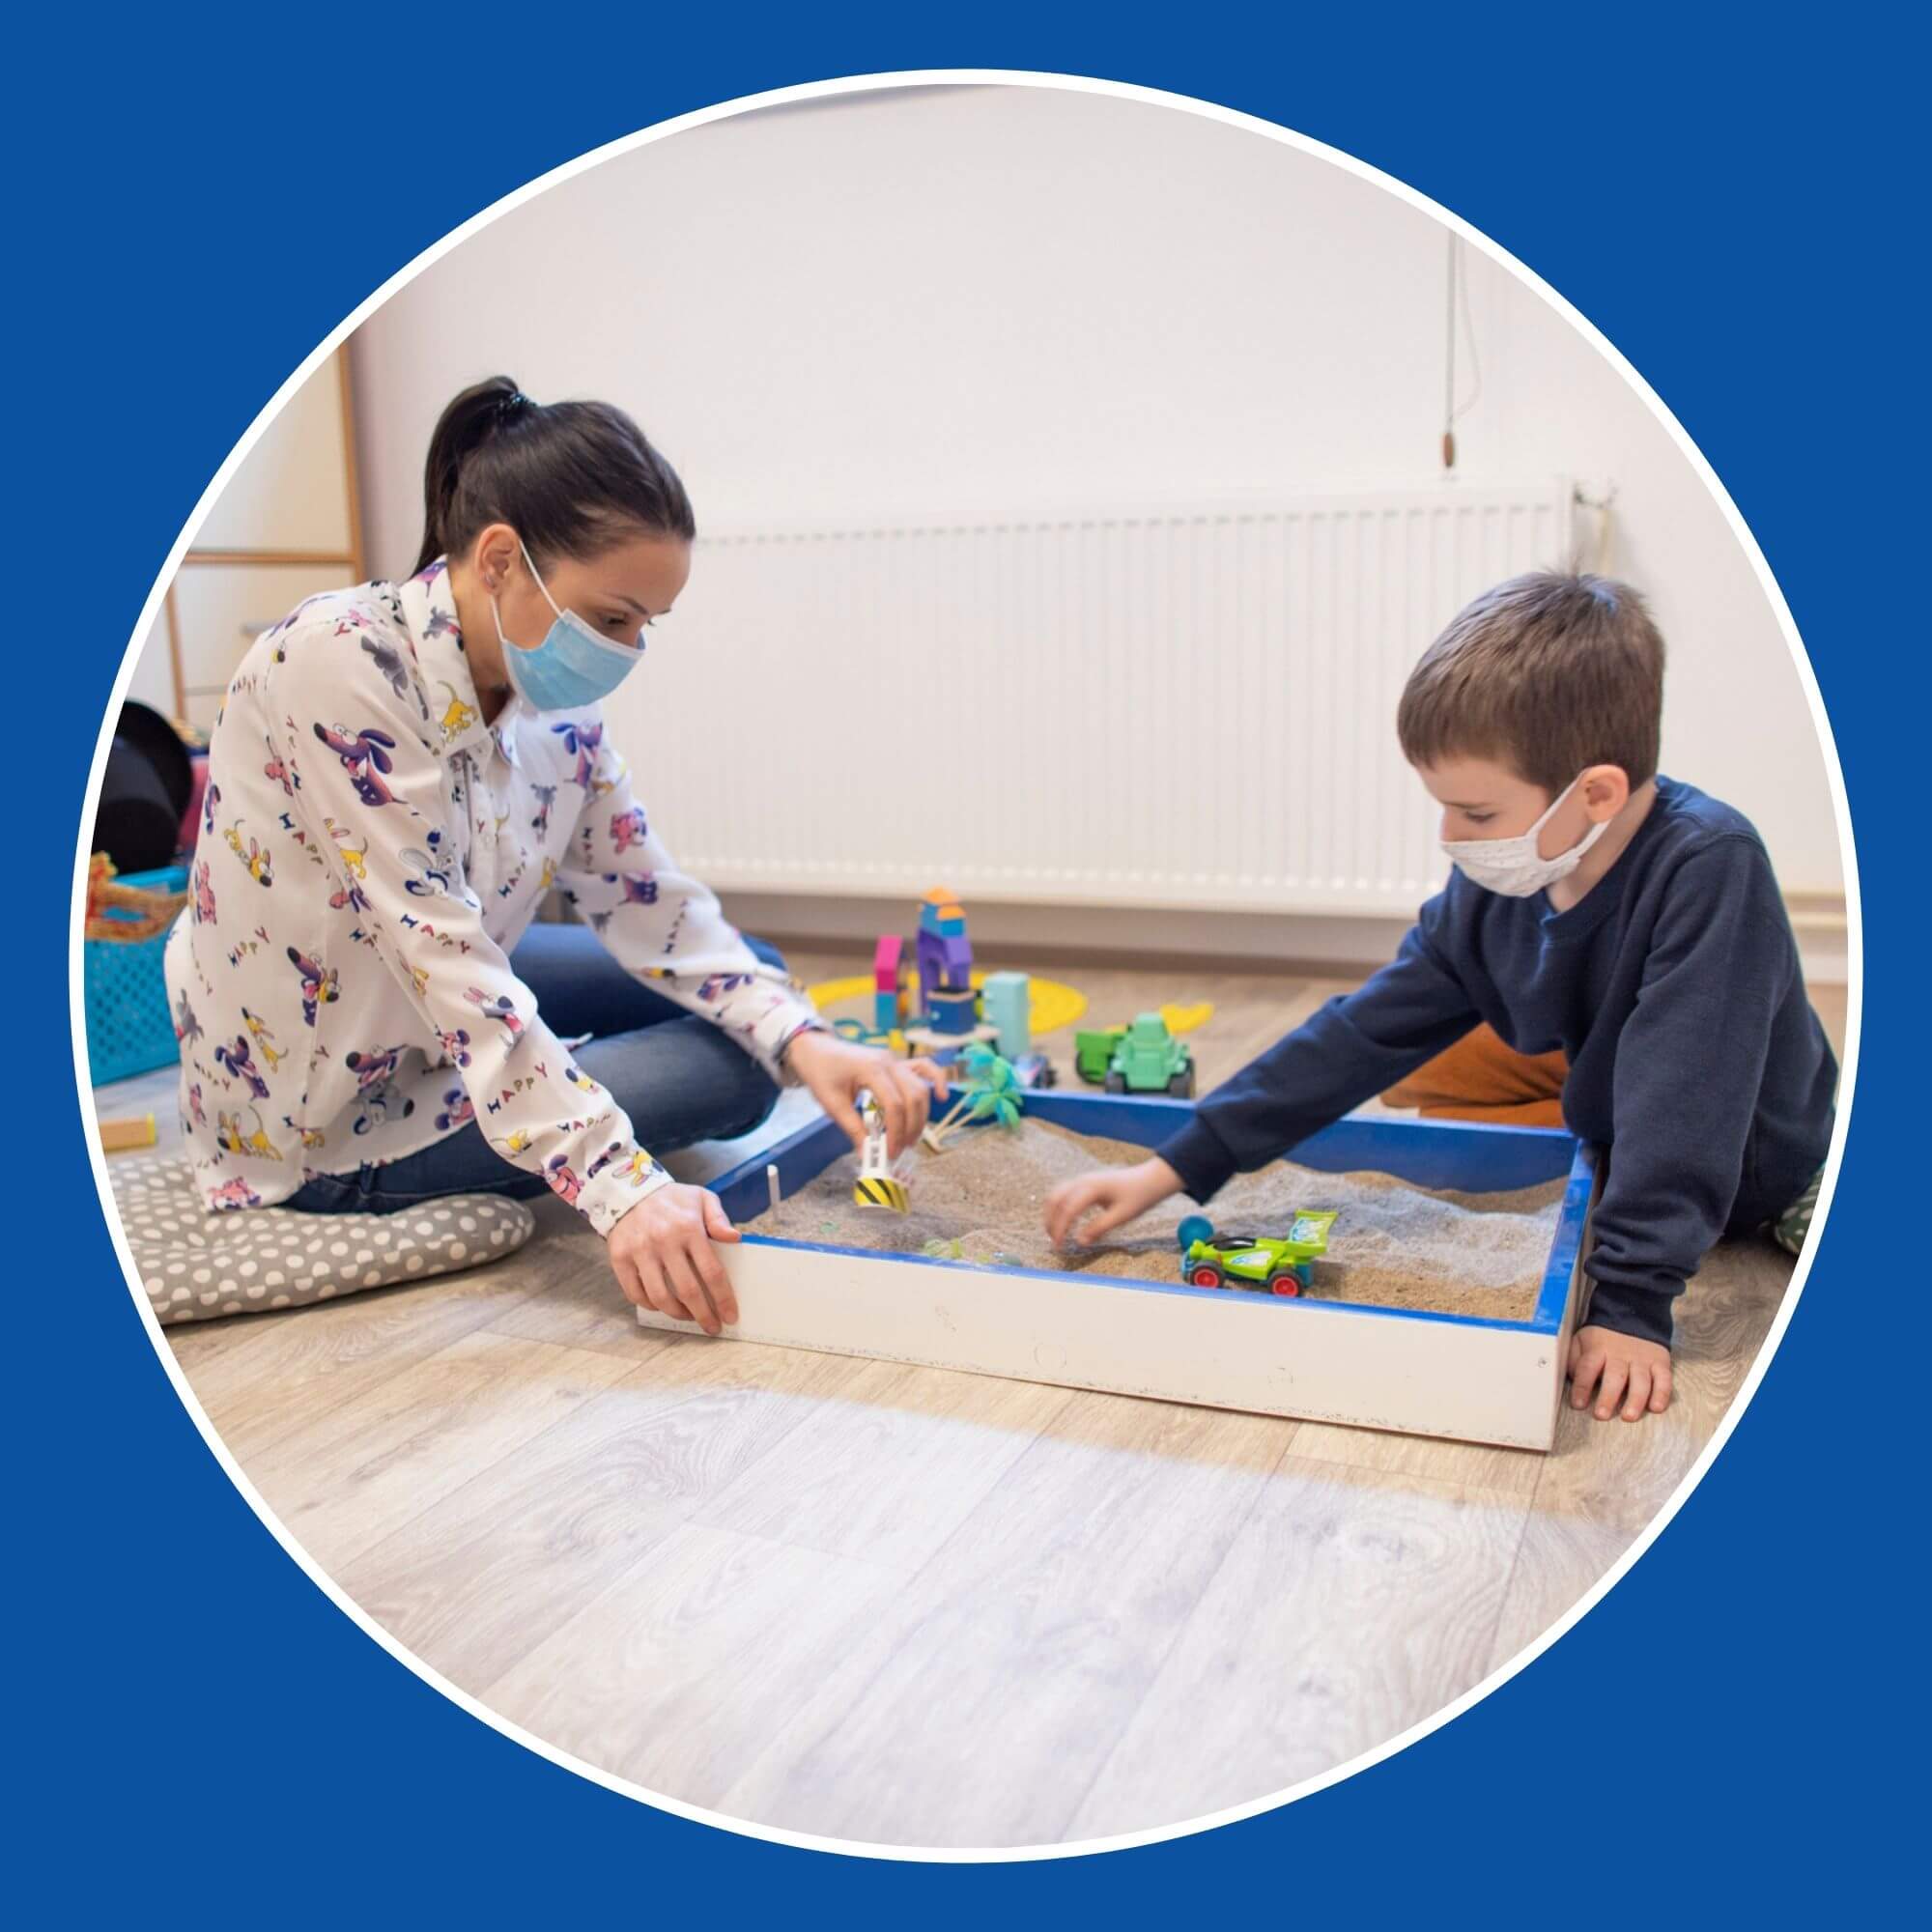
[1397,571,1665,793]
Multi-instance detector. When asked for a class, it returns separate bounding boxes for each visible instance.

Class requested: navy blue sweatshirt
[1156,779,1836,1345]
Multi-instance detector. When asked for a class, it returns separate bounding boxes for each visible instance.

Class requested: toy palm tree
[923,1045,1025,1151]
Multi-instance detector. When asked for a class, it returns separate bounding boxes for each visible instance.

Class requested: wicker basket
[84,859,188,1086]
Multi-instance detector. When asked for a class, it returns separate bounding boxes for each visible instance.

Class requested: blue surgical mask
[492,542,643,713]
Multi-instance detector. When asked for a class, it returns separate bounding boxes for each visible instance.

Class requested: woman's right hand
[607,1182,741,1334]
[1044,1156,1185,1250]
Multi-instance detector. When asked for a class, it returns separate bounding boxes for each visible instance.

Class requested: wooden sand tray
[638,1090,1598,1450]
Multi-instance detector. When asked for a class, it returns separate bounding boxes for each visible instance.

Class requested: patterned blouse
[163,557,822,1234]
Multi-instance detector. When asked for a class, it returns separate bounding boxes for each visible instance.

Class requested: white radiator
[604,483,1575,918]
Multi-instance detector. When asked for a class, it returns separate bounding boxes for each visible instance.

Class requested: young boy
[1044,571,1836,1423]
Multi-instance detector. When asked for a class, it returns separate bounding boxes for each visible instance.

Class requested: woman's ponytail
[412,375,694,578]
[414,376,529,575]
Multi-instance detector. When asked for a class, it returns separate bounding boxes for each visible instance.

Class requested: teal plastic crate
[84,865,187,1086]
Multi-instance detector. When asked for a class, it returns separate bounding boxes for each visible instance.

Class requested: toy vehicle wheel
[1167,1071,1194,1098]
[1268,1268,1301,1296]
[1189,1264,1225,1289]
[1104,1072,1127,1094]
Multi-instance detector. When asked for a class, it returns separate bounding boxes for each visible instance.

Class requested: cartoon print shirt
[162,557,824,1235]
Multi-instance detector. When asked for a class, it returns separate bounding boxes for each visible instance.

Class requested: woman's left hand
[782,1030,949,1161]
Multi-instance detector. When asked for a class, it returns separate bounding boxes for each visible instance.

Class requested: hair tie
[497,390,531,422]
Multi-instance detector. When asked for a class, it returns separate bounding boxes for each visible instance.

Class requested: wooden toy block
[980,971,1032,1059]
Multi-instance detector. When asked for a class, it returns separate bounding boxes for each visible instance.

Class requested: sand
[747,1117,1565,1321]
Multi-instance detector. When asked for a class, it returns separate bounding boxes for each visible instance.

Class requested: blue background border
[20,4,1910,1915]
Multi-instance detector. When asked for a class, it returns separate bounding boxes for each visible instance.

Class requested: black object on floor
[94,700,192,873]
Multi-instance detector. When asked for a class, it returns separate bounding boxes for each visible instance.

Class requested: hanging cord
[1442,233,1484,471]
[1573,483,1619,571]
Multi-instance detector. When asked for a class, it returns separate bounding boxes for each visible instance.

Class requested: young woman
[165,376,942,1331]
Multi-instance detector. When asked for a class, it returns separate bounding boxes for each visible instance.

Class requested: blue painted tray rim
[706,1087,1596,1338]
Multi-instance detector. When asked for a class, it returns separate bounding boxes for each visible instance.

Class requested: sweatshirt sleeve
[1582,838,1798,1347]
[1156,903,1481,1202]
[269,625,672,1236]
[554,729,825,1080]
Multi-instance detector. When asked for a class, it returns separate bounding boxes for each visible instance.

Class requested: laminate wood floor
[96,948,1840,1848]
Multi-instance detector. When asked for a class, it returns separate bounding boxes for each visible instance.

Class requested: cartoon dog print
[551,720,603,788]
[586,1142,655,1188]
[201,781,221,838]
[344,1045,408,1093]
[216,1106,283,1161]
[400,829,455,896]
[241,1006,285,1071]
[603,870,660,908]
[610,806,648,854]
[192,860,216,926]
[362,635,427,718]
[287,946,339,1026]
[222,822,274,887]
[493,1128,535,1157]
[186,1083,207,1129]
[312,723,398,808]
[435,1088,474,1133]
[324,817,368,880]
[172,990,203,1046]
[437,1026,472,1068]
[463,987,523,1037]
[530,784,557,838]
[696,972,753,1003]
[208,1176,262,1211]
[353,1094,413,1134]
[263,741,298,798]
[436,681,478,742]
[213,1035,270,1100]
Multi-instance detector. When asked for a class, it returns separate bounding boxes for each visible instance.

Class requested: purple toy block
[917,926,974,1000]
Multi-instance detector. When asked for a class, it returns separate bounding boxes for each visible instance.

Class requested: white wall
[350,83,1842,895]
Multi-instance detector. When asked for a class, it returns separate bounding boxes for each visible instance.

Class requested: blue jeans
[285,924,787,1213]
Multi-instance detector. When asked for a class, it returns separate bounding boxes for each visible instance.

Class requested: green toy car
[1178,1212,1338,1296]
[1076,1012,1195,1097]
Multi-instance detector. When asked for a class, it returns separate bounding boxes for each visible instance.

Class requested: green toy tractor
[1073,1025,1125,1085]
[1075,1012,1195,1098]
[1177,1212,1338,1296]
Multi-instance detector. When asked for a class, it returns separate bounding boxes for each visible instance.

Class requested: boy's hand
[608,1181,741,1334]
[1045,1156,1184,1248]
[1568,1323,1673,1421]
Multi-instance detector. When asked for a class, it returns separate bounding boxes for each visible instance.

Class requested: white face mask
[1440,775,1608,897]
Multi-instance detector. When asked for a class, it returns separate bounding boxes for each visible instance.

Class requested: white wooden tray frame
[638,1094,1599,1451]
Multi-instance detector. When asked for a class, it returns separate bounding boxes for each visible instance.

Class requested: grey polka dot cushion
[107,1153,539,1324]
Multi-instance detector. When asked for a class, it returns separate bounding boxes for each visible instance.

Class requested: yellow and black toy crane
[852,1092,909,1212]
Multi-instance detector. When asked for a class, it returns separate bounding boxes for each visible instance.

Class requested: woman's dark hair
[413,375,696,576]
